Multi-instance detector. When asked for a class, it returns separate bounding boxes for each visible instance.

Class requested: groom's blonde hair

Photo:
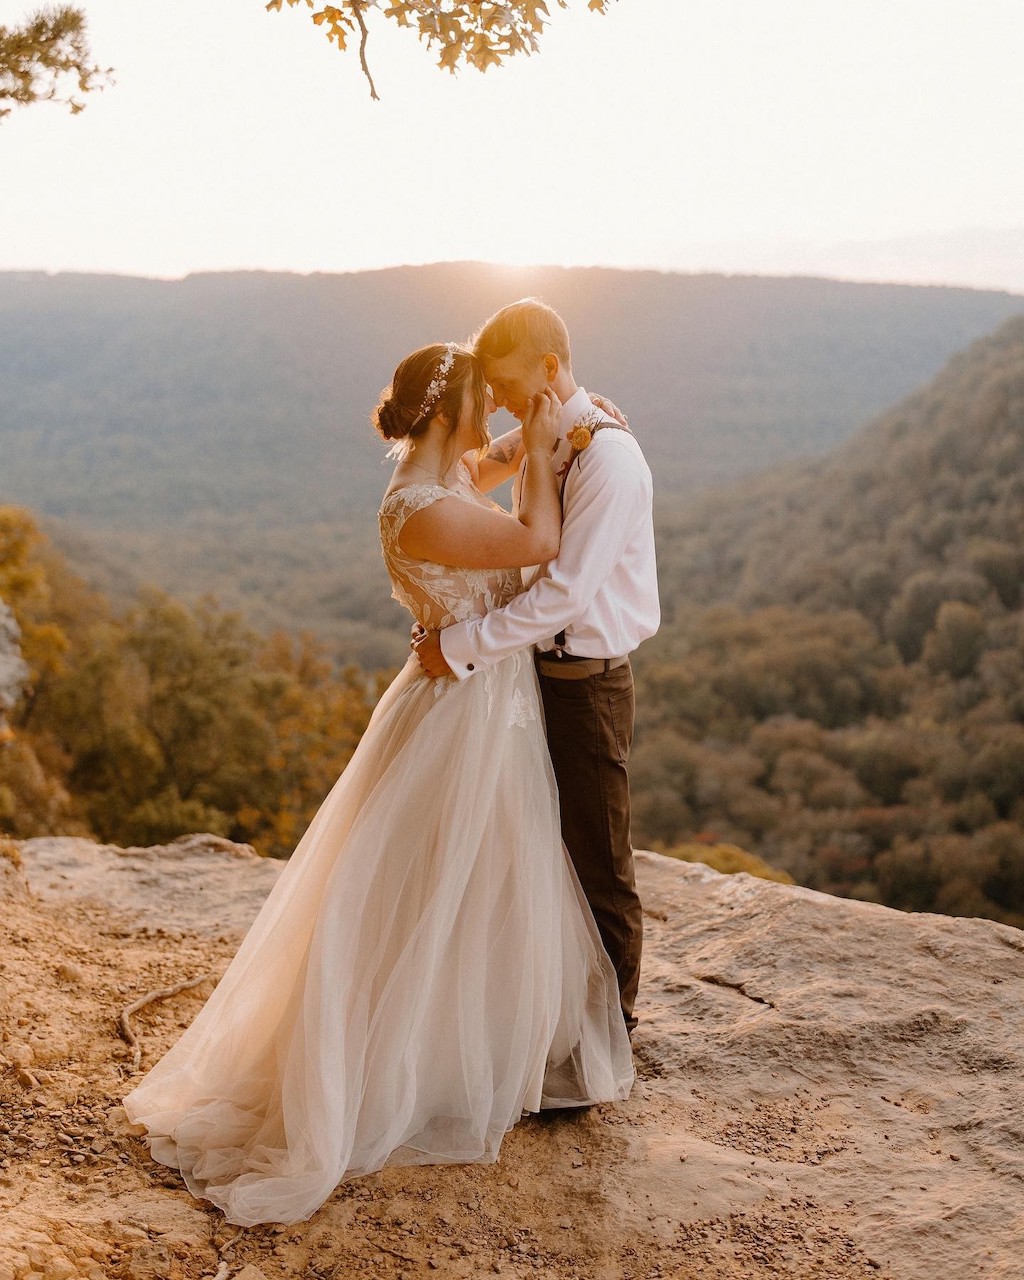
[473,298,571,367]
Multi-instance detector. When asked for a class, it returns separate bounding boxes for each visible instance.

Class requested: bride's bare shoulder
[382,466,439,503]
[383,457,484,505]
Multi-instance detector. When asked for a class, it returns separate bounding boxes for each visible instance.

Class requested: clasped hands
[411,623,452,678]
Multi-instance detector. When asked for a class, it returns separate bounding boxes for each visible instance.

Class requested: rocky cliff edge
[1,835,1021,1280]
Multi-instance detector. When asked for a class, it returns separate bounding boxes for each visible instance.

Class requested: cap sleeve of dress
[378,484,453,554]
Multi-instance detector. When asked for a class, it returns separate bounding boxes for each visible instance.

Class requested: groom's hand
[412,627,453,678]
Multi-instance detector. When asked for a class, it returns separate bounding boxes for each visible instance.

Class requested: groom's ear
[542,352,560,383]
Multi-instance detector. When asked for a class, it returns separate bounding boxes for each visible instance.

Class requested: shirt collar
[553,385,618,473]
[559,385,596,434]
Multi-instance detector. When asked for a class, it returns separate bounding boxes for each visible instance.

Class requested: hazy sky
[2,0,1023,289]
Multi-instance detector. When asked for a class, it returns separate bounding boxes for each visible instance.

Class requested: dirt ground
[2,837,1022,1280]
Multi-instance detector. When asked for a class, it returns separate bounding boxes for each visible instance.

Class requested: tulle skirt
[121,649,634,1227]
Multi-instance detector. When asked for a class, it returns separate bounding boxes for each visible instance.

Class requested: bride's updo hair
[372,342,488,460]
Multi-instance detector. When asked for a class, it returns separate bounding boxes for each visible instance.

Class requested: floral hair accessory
[412,342,458,426]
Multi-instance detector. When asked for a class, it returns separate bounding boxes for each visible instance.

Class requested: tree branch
[351,2,378,102]
[0,5,111,120]
[271,2,615,101]
[118,973,215,1071]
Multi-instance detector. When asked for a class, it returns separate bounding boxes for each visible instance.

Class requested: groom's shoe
[533,1102,595,1126]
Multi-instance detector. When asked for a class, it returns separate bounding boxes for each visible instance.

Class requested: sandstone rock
[16,836,281,936]
[123,1242,170,1280]
[6,1043,34,1069]
[37,1255,75,1280]
[0,601,29,718]
[0,1256,27,1280]
[168,832,260,860]
[629,850,1024,1279]
[5,836,1023,1279]
[0,855,28,901]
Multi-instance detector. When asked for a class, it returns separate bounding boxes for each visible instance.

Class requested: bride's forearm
[515,446,561,556]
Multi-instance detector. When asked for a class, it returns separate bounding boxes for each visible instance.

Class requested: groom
[413,298,660,1035]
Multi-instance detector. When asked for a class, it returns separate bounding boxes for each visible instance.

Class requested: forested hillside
[3,278,1024,927]
[655,314,1024,620]
[632,315,1024,925]
[0,507,380,858]
[2,265,1020,664]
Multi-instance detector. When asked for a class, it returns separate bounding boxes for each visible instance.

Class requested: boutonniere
[566,409,603,457]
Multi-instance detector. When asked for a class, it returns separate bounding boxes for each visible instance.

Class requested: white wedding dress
[121,462,634,1227]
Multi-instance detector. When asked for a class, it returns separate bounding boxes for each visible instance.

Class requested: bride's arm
[399,390,562,571]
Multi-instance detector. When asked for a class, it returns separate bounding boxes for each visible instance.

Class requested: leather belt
[534,652,629,680]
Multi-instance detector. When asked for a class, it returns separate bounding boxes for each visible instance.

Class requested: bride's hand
[412,627,452,678]
[589,392,629,427]
[521,388,561,455]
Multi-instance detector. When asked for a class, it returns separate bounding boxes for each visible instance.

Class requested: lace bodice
[378,463,523,629]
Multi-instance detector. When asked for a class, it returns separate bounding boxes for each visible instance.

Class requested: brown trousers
[536,658,643,1034]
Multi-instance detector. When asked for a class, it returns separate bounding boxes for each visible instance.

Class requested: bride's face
[482,351,548,422]
[457,383,495,453]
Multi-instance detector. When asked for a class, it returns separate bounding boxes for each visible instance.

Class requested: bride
[121,340,634,1228]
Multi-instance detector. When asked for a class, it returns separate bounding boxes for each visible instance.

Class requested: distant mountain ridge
[688,227,1024,295]
[1,263,1021,662]
[3,263,1021,518]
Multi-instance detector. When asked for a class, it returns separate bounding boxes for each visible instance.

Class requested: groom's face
[481,350,550,422]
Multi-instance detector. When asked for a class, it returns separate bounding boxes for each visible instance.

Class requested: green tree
[874,839,942,913]
[923,601,986,680]
[0,507,97,836]
[0,733,80,837]
[966,538,1022,610]
[883,570,987,662]
[661,840,794,885]
[843,728,925,806]
[969,730,1024,820]
[28,587,379,854]
[0,6,109,117]
[976,823,1024,923]
[1,506,381,853]
[1,2,614,116]
[271,0,616,99]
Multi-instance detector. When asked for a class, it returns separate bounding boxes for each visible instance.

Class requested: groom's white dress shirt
[440,385,660,679]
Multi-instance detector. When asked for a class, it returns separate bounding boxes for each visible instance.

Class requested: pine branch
[0,4,111,119]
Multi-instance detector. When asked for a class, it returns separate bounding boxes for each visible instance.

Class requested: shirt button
[466,663,474,671]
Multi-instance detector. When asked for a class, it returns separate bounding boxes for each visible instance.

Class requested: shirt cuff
[438,621,479,681]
